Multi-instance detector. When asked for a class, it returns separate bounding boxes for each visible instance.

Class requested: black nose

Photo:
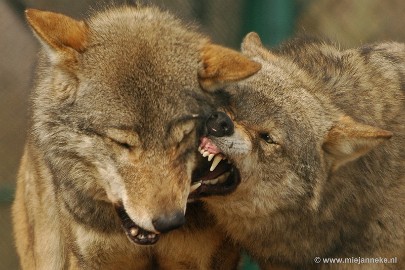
[152,211,185,233]
[206,111,234,137]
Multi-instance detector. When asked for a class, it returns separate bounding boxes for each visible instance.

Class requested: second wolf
[190,33,405,269]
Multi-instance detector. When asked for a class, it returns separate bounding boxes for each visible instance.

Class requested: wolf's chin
[115,206,160,245]
[188,137,240,201]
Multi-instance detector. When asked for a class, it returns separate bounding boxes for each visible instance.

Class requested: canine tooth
[203,151,209,157]
[190,182,202,193]
[198,146,202,152]
[208,154,214,161]
[130,227,138,236]
[210,155,222,171]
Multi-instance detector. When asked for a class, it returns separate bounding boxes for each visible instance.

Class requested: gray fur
[12,6,260,269]
[204,33,405,270]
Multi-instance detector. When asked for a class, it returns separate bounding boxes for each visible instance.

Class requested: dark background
[1,0,404,269]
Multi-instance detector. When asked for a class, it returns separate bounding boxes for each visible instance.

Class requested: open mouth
[189,137,240,200]
[115,206,159,245]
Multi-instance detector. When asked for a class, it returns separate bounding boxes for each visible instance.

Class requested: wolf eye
[259,132,275,144]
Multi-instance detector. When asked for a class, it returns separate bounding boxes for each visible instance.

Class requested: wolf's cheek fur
[232,149,306,209]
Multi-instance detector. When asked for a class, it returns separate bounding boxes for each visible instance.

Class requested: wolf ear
[323,116,392,170]
[25,9,89,61]
[198,44,261,91]
[241,32,277,61]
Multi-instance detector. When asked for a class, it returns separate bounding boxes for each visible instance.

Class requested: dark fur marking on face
[184,90,232,118]
[61,181,120,233]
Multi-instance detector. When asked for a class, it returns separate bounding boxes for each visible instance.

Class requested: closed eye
[112,140,132,149]
[105,128,140,150]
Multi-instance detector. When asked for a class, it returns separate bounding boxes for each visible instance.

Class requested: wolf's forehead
[232,83,326,133]
[83,8,205,81]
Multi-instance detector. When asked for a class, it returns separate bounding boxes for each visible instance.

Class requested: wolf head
[190,33,394,256]
[25,7,260,244]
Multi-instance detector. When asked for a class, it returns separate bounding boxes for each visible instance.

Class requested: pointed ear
[25,9,89,60]
[323,116,393,170]
[241,32,277,61]
[198,44,261,91]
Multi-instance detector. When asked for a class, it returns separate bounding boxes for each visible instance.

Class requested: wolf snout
[206,112,234,137]
[152,210,185,233]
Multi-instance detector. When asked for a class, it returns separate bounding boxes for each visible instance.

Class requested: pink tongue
[200,137,221,155]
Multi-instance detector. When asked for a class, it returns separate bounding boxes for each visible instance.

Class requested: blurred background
[1,0,404,269]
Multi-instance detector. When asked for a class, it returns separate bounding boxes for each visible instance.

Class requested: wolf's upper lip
[198,137,229,171]
[199,137,222,156]
[189,137,240,200]
[115,206,160,245]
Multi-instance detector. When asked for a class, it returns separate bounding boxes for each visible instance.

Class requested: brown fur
[12,6,260,269]
[202,33,405,269]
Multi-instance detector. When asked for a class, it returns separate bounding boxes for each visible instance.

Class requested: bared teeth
[198,146,229,171]
[217,172,229,184]
[210,155,223,171]
[130,227,139,236]
[206,178,218,185]
[202,172,230,185]
[190,182,202,193]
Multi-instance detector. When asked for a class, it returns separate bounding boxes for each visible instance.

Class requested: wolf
[189,32,405,269]
[12,6,261,269]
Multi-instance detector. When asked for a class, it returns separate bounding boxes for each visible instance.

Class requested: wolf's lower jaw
[188,137,240,201]
[115,206,159,245]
